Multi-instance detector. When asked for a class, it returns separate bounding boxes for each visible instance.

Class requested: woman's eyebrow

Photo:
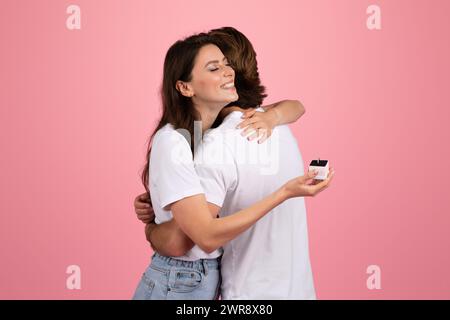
[204,57,227,68]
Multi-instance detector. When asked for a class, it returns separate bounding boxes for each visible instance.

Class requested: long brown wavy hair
[141,28,267,192]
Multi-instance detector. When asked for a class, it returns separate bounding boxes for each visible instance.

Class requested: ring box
[308,159,329,180]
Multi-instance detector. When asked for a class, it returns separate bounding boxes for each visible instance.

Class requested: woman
[132,32,333,300]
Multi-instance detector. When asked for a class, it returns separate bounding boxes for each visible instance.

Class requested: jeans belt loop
[203,259,208,276]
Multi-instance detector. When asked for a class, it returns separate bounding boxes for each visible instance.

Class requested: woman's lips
[221,82,235,89]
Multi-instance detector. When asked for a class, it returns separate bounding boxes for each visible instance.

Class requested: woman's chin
[227,93,239,103]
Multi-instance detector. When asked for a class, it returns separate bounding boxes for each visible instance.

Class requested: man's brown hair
[209,27,267,108]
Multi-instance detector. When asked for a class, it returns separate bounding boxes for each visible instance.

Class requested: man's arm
[145,203,220,257]
[134,191,194,256]
[145,220,194,257]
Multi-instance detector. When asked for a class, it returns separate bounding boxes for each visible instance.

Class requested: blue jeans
[132,253,222,300]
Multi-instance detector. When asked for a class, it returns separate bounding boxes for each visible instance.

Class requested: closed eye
[209,64,231,72]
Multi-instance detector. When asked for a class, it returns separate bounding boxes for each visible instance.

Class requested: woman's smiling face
[177,44,239,106]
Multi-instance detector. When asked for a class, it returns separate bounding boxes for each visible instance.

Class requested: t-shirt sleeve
[151,130,204,209]
[194,139,237,208]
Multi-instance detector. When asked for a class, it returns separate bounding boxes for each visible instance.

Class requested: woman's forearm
[171,187,289,254]
[204,188,287,252]
[263,100,305,126]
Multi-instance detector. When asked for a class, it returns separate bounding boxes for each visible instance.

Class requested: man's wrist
[268,108,281,127]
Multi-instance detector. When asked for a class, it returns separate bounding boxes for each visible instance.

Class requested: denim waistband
[151,253,221,272]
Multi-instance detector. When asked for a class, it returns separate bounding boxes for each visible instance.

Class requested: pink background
[1,0,449,299]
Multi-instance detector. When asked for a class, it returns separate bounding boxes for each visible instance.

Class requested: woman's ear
[175,81,194,98]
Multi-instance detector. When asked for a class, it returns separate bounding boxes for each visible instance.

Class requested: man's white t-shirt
[149,124,222,261]
[194,110,316,299]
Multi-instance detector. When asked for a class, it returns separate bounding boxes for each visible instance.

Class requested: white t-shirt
[194,110,316,299]
[149,124,222,261]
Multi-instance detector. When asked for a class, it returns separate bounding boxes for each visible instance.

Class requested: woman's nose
[223,65,234,78]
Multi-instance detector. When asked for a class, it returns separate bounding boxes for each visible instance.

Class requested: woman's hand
[282,168,335,199]
[236,108,281,144]
[134,192,155,224]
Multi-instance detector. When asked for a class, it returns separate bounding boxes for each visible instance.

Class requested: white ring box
[308,159,329,180]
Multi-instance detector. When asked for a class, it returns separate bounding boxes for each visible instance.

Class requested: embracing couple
[131,27,335,300]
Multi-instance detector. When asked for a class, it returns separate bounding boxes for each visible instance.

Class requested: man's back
[194,110,315,300]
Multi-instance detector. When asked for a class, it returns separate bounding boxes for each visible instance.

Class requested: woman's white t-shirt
[149,123,222,261]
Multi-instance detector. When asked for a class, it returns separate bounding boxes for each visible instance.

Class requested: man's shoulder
[194,123,240,168]
[202,113,243,147]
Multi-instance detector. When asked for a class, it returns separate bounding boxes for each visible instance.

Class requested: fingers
[135,192,152,210]
[137,209,155,224]
[304,177,318,186]
[137,192,150,204]
[137,207,154,217]
[139,192,150,200]
[292,171,319,193]
[139,217,153,224]
[241,121,270,136]
[137,214,151,222]
[237,117,259,130]
[237,112,274,143]
[135,199,150,210]
[309,168,335,195]
[246,129,259,141]
[302,170,319,182]
[135,191,154,223]
[321,167,335,184]
[142,192,152,206]
[245,127,272,142]
[240,108,257,119]
[136,208,153,215]
[308,170,320,178]
[257,129,272,143]
[241,124,258,137]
